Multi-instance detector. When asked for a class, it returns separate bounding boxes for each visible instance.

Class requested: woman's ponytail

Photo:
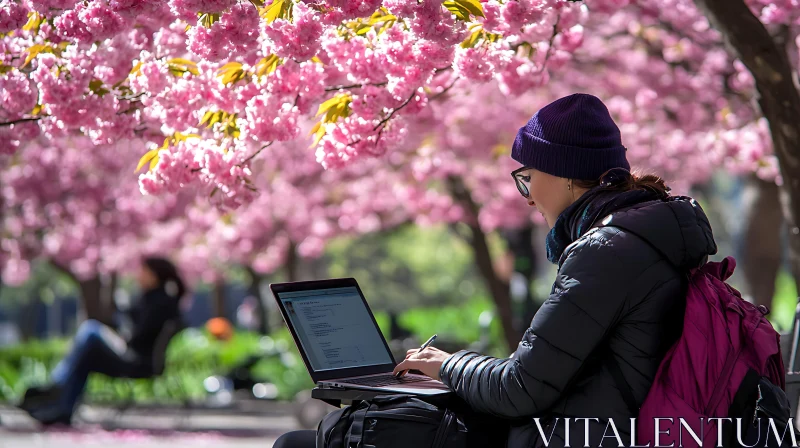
[573,168,671,199]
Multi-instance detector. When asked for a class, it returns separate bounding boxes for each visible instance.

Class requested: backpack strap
[606,348,639,416]
[346,403,370,448]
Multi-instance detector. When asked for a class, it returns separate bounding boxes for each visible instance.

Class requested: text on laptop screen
[278,287,393,372]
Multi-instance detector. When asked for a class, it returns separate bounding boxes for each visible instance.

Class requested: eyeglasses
[511,166,531,198]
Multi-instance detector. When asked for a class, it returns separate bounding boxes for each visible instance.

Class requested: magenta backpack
[608,255,792,447]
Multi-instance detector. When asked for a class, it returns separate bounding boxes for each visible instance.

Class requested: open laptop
[270,278,450,395]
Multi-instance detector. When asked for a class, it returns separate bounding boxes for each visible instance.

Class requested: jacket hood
[599,196,718,270]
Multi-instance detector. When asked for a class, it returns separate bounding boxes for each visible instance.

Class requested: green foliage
[0,260,76,307]
[341,7,397,37]
[769,269,798,332]
[0,329,312,404]
[398,297,506,357]
[325,225,486,312]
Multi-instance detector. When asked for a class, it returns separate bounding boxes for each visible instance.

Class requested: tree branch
[368,91,417,146]
[429,78,459,102]
[538,15,561,73]
[117,92,146,102]
[325,81,388,92]
[240,142,273,165]
[0,117,41,127]
[373,91,416,132]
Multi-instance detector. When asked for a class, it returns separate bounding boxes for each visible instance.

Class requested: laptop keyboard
[343,374,429,387]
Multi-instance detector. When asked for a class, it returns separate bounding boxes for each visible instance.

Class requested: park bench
[84,319,191,426]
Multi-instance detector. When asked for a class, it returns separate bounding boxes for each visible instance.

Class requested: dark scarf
[545,184,663,264]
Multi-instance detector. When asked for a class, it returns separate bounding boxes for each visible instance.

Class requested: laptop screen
[277,286,393,372]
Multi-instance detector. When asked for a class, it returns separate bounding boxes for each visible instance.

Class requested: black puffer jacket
[439,196,717,448]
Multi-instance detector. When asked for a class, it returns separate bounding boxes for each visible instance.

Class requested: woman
[19,256,185,425]
[273,93,717,448]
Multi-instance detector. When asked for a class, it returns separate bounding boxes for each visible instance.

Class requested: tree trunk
[447,176,517,352]
[246,266,269,334]
[49,261,117,326]
[501,225,540,333]
[212,278,226,318]
[79,277,104,323]
[694,0,800,294]
[286,241,298,282]
[75,275,117,326]
[740,174,784,308]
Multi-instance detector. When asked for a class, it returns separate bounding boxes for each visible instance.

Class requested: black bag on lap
[316,394,507,448]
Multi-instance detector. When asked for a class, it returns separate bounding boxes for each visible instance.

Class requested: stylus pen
[395,334,438,378]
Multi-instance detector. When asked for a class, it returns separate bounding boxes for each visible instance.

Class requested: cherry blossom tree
[690,0,800,307]
[0,0,593,210]
[8,0,800,343]
[0,135,190,323]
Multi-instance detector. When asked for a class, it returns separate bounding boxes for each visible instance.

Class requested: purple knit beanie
[511,93,630,180]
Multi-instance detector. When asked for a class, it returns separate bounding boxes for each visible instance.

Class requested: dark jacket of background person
[125,287,181,371]
[439,195,718,448]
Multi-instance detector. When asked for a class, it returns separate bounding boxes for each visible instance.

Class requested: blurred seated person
[19,256,185,425]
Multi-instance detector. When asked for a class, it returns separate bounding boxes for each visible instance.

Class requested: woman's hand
[391,347,452,381]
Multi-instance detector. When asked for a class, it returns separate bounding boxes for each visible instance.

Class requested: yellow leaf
[311,56,323,64]
[268,56,281,73]
[218,61,249,85]
[23,44,47,68]
[199,110,215,126]
[255,64,266,77]
[308,121,321,136]
[491,144,509,158]
[461,28,482,48]
[255,54,282,77]
[136,149,159,173]
[457,0,484,17]
[22,12,42,32]
[369,13,397,25]
[149,154,160,171]
[312,122,326,146]
[199,12,220,27]
[167,58,199,76]
[218,61,242,74]
[262,0,284,22]
[443,0,471,21]
[209,111,223,127]
[169,58,196,67]
[174,132,201,142]
[316,94,350,118]
[130,61,144,76]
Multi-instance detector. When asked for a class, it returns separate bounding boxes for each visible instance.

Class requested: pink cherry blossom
[0,1,29,34]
